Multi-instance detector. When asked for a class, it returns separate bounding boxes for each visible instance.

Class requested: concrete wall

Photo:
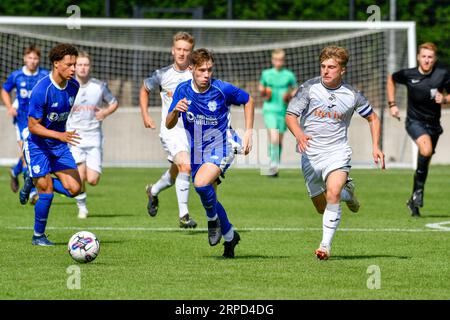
[1,106,449,168]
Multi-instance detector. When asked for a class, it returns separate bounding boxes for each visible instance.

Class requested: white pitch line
[6,226,450,232]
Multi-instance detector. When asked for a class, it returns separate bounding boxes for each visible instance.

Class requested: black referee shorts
[405,118,443,152]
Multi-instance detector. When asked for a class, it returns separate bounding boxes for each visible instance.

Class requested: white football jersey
[143,65,192,134]
[67,77,117,132]
[287,76,373,156]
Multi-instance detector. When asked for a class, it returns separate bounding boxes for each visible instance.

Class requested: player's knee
[87,177,100,186]
[68,184,82,197]
[419,148,433,158]
[178,164,191,174]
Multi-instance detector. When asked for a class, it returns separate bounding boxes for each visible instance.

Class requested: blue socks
[195,185,217,219]
[34,193,54,235]
[216,201,232,235]
[195,184,232,234]
[52,178,73,197]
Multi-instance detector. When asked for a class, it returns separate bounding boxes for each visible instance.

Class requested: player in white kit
[139,32,197,228]
[66,51,119,218]
[286,46,385,260]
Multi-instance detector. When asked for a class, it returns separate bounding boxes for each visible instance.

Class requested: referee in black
[387,42,450,217]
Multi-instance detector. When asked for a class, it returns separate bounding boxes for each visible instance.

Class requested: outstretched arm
[365,112,385,169]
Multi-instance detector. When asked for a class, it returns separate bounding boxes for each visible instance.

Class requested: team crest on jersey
[20,88,28,98]
[69,96,75,106]
[32,165,40,174]
[20,81,26,87]
[328,93,336,102]
[208,100,217,112]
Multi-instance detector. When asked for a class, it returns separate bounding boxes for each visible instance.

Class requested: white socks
[223,226,235,242]
[175,172,190,218]
[151,170,174,195]
[321,203,342,249]
[75,192,87,210]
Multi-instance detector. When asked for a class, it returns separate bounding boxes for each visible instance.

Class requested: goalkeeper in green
[259,49,297,177]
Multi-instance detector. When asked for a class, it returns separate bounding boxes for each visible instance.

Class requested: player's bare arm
[242,96,255,155]
[139,84,156,129]
[386,74,400,120]
[1,88,17,118]
[434,91,450,105]
[28,116,81,146]
[95,101,119,121]
[285,113,312,153]
[166,98,188,129]
[365,112,385,169]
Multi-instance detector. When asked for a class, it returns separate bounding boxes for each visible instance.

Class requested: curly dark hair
[48,43,78,64]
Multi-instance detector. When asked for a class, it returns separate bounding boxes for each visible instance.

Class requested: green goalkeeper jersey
[260,67,297,113]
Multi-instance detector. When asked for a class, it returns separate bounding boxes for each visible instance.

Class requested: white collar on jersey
[191,79,211,94]
[22,66,40,76]
[320,78,342,90]
[50,72,68,90]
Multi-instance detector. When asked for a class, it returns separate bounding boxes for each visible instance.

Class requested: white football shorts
[301,146,352,198]
[160,127,190,162]
[70,145,103,174]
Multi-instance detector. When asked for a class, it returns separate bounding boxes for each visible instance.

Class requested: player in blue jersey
[1,44,49,196]
[25,43,82,246]
[166,48,254,258]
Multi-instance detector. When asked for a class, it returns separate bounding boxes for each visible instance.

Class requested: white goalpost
[0,17,416,168]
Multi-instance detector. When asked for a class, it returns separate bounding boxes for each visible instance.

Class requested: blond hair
[172,31,195,47]
[319,46,349,67]
[272,49,285,59]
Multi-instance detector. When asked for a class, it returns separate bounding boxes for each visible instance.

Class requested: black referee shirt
[392,67,450,124]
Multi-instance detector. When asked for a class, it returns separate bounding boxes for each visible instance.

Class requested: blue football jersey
[2,67,49,126]
[168,79,249,163]
[28,75,79,149]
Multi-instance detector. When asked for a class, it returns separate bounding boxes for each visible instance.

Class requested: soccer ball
[68,231,100,263]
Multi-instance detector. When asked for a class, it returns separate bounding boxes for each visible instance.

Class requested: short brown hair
[48,43,78,64]
[189,48,214,68]
[173,31,195,47]
[319,46,349,67]
[24,44,41,57]
[418,42,437,55]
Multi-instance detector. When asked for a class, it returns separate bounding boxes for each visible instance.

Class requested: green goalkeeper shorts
[263,111,287,133]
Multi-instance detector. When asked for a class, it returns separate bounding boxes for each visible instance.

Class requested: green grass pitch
[1,166,450,299]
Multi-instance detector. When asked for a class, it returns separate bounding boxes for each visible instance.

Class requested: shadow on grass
[421,214,450,218]
[331,254,410,260]
[210,255,290,260]
[88,214,134,218]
